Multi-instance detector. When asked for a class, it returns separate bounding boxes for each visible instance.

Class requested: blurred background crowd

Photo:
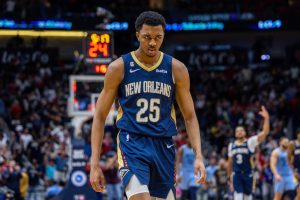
[0,0,299,199]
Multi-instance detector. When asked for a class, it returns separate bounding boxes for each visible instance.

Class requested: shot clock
[83,32,114,74]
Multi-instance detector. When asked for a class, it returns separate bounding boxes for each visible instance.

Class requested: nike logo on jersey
[129,68,141,73]
[167,144,174,148]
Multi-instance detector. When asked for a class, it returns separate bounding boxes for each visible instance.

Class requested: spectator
[45,180,63,200]
[20,169,29,200]
[3,160,22,200]
[54,151,68,183]
[215,158,228,200]
[101,151,122,200]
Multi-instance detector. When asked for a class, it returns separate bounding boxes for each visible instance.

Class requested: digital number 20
[136,98,160,123]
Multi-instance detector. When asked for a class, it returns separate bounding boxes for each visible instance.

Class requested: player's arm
[175,146,183,183]
[227,157,233,179]
[257,106,270,143]
[227,143,234,191]
[227,143,233,182]
[173,58,206,183]
[270,149,281,181]
[288,141,295,170]
[90,58,124,192]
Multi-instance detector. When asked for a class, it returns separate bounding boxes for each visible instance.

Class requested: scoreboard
[83,32,114,74]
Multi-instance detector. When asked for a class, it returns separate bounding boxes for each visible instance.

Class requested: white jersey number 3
[236,154,243,164]
[136,98,160,123]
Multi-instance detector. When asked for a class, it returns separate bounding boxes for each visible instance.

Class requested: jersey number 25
[136,98,160,123]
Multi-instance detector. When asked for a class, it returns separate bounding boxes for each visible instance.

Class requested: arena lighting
[0,19,72,29]
[258,19,282,29]
[261,54,271,61]
[0,30,87,37]
[166,21,224,31]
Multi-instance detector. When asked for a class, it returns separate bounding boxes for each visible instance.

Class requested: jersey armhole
[118,56,127,85]
[171,57,175,84]
[228,143,233,157]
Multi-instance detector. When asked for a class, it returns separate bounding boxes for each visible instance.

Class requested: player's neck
[236,138,246,143]
[134,49,160,66]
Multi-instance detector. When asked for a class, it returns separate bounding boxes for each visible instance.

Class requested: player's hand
[194,158,206,184]
[275,174,282,182]
[176,175,182,185]
[90,163,106,192]
[294,171,299,181]
[258,106,269,119]
[229,181,234,192]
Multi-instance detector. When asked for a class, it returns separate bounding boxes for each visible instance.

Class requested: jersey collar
[130,51,163,72]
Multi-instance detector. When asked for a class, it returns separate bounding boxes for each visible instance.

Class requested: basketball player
[176,135,200,200]
[288,130,300,200]
[89,11,206,200]
[227,106,270,200]
[271,137,296,200]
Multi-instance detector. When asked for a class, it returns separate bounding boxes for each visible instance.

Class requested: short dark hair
[135,11,166,32]
[280,136,288,142]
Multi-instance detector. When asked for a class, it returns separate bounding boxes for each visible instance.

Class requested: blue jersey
[179,144,198,189]
[293,141,300,173]
[229,140,254,174]
[181,144,195,175]
[275,148,293,176]
[116,51,177,137]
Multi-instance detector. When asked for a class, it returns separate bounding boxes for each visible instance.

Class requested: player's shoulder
[109,57,124,69]
[171,57,189,84]
[105,57,124,81]
[171,57,187,72]
[272,147,280,155]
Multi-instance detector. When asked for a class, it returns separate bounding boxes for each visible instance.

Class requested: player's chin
[146,49,157,57]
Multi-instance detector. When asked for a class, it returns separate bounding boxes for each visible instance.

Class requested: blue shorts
[117,130,176,198]
[233,172,253,195]
[274,175,296,193]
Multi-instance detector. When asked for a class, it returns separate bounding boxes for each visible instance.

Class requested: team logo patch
[119,167,129,179]
[130,62,134,67]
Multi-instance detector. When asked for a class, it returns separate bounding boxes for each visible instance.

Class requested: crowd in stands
[0,39,71,199]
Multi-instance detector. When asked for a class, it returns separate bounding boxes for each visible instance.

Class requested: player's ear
[136,32,140,41]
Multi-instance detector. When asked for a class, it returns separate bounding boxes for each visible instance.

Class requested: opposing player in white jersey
[228,106,270,200]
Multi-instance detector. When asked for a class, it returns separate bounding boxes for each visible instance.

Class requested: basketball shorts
[233,172,253,195]
[274,174,296,193]
[117,130,176,198]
